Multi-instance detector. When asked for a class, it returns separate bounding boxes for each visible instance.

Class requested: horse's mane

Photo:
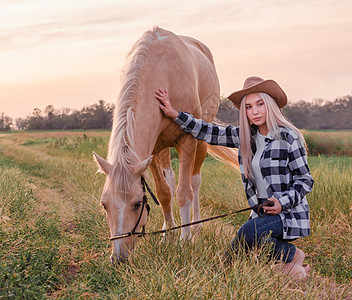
[107,27,157,195]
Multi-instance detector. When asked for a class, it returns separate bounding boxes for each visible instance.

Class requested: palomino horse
[93,27,237,262]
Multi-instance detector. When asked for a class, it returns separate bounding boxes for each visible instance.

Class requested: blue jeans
[226,214,296,263]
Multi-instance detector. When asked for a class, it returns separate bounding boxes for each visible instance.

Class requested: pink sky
[1,0,352,118]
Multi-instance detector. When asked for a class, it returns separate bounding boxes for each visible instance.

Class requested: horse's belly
[153,124,185,153]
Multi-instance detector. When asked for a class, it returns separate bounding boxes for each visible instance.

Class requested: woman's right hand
[154,89,179,119]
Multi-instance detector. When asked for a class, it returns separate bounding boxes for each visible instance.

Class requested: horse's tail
[206,144,240,171]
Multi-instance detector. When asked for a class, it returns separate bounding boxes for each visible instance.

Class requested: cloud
[1,0,352,118]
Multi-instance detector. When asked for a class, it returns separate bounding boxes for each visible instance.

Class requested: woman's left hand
[263,198,282,215]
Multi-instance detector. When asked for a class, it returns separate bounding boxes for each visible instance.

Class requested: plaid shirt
[175,112,314,239]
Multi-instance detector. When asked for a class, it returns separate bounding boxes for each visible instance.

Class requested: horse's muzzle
[110,252,128,264]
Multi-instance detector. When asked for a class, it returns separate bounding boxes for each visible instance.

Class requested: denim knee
[237,222,256,248]
[227,215,297,264]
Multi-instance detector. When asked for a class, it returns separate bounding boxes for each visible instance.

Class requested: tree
[16,101,115,130]
[0,113,12,131]
[15,118,28,130]
[80,100,114,129]
[27,108,45,130]
[44,105,56,129]
[215,97,239,125]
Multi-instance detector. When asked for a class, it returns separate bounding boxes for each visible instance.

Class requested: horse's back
[146,28,199,110]
[151,27,220,121]
[178,35,215,66]
[178,33,220,122]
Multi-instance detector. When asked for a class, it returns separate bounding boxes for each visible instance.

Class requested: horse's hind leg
[149,148,176,230]
[191,140,207,233]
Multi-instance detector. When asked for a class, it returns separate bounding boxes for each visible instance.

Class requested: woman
[154,76,314,279]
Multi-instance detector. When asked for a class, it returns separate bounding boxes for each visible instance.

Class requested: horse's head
[93,152,153,263]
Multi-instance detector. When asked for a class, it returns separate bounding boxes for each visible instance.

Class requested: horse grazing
[93,27,238,262]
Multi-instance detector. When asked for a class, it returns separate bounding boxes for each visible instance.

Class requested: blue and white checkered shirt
[174,111,314,240]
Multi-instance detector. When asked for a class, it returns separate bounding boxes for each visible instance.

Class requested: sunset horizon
[1,0,352,119]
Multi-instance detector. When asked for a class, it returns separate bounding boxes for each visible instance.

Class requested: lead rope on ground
[109,176,274,241]
[109,202,273,241]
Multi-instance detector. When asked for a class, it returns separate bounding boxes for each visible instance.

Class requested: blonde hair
[239,92,306,179]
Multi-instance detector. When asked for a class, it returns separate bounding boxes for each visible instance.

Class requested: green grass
[46,134,109,159]
[0,131,351,299]
[302,156,352,283]
[21,138,56,146]
[0,162,65,298]
[303,130,352,156]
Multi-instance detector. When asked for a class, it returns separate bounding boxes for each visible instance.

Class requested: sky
[1,0,352,119]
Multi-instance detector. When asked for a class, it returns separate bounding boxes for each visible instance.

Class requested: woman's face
[245,93,267,129]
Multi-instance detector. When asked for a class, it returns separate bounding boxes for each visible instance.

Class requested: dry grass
[1,131,351,299]
[303,130,352,156]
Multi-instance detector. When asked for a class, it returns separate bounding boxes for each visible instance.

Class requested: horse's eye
[134,201,142,210]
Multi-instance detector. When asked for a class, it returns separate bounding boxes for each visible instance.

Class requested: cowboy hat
[227,76,287,109]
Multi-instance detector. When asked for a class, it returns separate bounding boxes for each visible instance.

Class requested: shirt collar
[251,124,274,142]
[265,131,275,142]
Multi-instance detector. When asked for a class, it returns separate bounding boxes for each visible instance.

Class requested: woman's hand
[154,89,179,119]
[263,198,282,215]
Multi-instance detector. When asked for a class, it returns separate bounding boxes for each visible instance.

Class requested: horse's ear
[133,156,153,175]
[93,152,112,175]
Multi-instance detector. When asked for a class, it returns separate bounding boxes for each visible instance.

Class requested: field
[302,130,352,156]
[1,130,352,299]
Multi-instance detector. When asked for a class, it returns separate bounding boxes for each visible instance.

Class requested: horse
[93,27,238,262]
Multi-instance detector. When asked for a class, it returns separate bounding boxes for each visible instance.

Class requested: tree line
[217,94,352,130]
[1,95,352,131]
[1,100,114,131]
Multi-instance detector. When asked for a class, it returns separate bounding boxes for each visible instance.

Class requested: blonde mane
[107,28,156,194]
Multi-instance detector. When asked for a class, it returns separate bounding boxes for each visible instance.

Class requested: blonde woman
[154,76,314,279]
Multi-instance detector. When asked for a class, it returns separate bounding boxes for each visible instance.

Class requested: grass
[302,156,352,284]
[303,130,352,156]
[0,161,65,298]
[0,130,351,299]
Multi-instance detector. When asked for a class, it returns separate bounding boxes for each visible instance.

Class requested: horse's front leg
[149,149,176,230]
[175,136,197,239]
[191,140,207,233]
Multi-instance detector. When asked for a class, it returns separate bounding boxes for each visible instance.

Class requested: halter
[109,175,159,241]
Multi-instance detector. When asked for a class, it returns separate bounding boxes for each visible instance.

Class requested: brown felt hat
[227,76,287,109]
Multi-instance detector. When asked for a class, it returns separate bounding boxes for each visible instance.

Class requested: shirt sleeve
[278,138,314,210]
[174,111,240,148]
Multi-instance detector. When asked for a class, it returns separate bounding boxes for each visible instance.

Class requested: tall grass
[0,161,66,298]
[0,131,351,298]
[303,130,352,156]
[302,156,352,283]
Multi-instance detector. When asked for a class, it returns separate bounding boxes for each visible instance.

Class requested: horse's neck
[131,96,161,160]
